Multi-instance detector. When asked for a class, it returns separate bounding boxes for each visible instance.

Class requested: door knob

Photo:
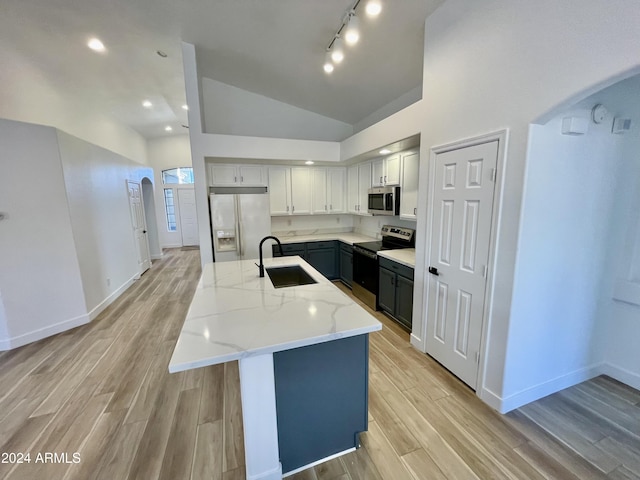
[428,266,439,276]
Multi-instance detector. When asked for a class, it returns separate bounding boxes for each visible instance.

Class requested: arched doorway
[141,177,161,260]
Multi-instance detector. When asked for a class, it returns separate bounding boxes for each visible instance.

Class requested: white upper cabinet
[312,167,346,214]
[268,167,290,215]
[208,164,266,186]
[347,162,372,215]
[311,169,328,214]
[268,166,311,215]
[290,167,311,215]
[371,154,401,187]
[327,168,346,213]
[399,152,419,220]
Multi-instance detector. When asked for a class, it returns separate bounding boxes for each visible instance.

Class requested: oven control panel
[381,225,415,243]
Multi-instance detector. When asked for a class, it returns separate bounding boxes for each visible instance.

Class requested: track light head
[344,14,360,45]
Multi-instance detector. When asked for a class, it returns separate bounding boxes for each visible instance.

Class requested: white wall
[505,110,626,408]
[588,76,640,390]
[57,131,153,317]
[0,120,88,349]
[352,86,422,134]
[147,134,194,249]
[0,47,148,165]
[413,0,640,412]
[202,78,353,141]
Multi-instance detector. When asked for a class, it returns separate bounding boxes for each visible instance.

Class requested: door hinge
[475,351,480,364]
[482,265,488,278]
[490,168,497,182]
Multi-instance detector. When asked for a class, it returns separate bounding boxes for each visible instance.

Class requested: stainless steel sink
[266,265,317,288]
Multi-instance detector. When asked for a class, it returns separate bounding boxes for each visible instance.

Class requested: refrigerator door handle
[236,196,244,257]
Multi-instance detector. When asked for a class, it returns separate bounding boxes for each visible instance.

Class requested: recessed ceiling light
[379,149,391,154]
[305,160,314,165]
[181,104,189,111]
[87,38,106,52]
[165,126,173,132]
[365,0,382,17]
[142,100,152,108]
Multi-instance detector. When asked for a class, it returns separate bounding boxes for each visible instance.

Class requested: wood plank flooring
[0,247,638,479]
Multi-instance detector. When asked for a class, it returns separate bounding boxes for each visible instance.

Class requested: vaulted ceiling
[1,0,443,139]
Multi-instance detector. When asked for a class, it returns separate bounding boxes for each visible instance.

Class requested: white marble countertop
[169,256,382,373]
[275,232,377,245]
[378,248,416,268]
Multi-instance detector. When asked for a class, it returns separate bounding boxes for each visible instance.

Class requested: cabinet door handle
[384,175,387,183]
[330,204,332,210]
[380,176,383,183]
[286,206,289,212]
[241,176,244,182]
[325,204,327,211]
[292,205,295,213]
[414,207,417,215]
[234,176,237,182]
[391,277,394,285]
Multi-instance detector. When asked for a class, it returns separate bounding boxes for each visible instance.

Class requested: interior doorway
[127,180,152,276]
[141,177,161,259]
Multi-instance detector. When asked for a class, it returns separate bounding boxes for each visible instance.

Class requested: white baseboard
[0,313,90,351]
[88,275,137,321]
[600,362,640,391]
[162,243,183,249]
[151,253,164,260]
[482,363,603,414]
[0,275,138,351]
[410,333,425,352]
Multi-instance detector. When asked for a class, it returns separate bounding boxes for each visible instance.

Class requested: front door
[178,189,199,246]
[426,141,498,389]
[127,180,151,276]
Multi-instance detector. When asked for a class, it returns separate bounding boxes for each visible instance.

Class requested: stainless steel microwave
[367,186,399,215]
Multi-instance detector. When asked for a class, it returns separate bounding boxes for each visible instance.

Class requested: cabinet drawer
[379,257,414,280]
[274,243,306,256]
[306,240,336,250]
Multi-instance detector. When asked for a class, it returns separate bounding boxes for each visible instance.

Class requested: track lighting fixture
[344,14,360,45]
[331,37,345,63]
[322,0,382,74]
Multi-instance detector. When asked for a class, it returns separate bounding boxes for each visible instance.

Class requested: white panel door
[425,141,498,389]
[127,180,151,276]
[178,189,199,246]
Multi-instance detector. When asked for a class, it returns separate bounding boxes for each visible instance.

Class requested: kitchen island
[169,256,381,480]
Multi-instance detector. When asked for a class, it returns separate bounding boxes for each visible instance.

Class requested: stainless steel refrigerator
[209,186,272,262]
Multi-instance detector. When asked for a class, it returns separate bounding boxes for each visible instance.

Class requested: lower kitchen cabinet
[273,334,369,473]
[273,241,338,280]
[378,257,414,330]
[339,242,353,287]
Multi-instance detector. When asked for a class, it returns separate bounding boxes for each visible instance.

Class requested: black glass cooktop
[353,241,397,253]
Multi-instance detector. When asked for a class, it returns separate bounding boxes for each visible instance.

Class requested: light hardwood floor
[0,247,638,479]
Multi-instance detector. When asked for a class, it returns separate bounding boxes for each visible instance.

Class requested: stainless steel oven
[367,186,399,216]
[351,225,415,311]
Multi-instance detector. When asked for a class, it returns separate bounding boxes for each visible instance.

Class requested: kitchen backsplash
[271,214,354,237]
[353,215,417,239]
[272,214,417,239]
